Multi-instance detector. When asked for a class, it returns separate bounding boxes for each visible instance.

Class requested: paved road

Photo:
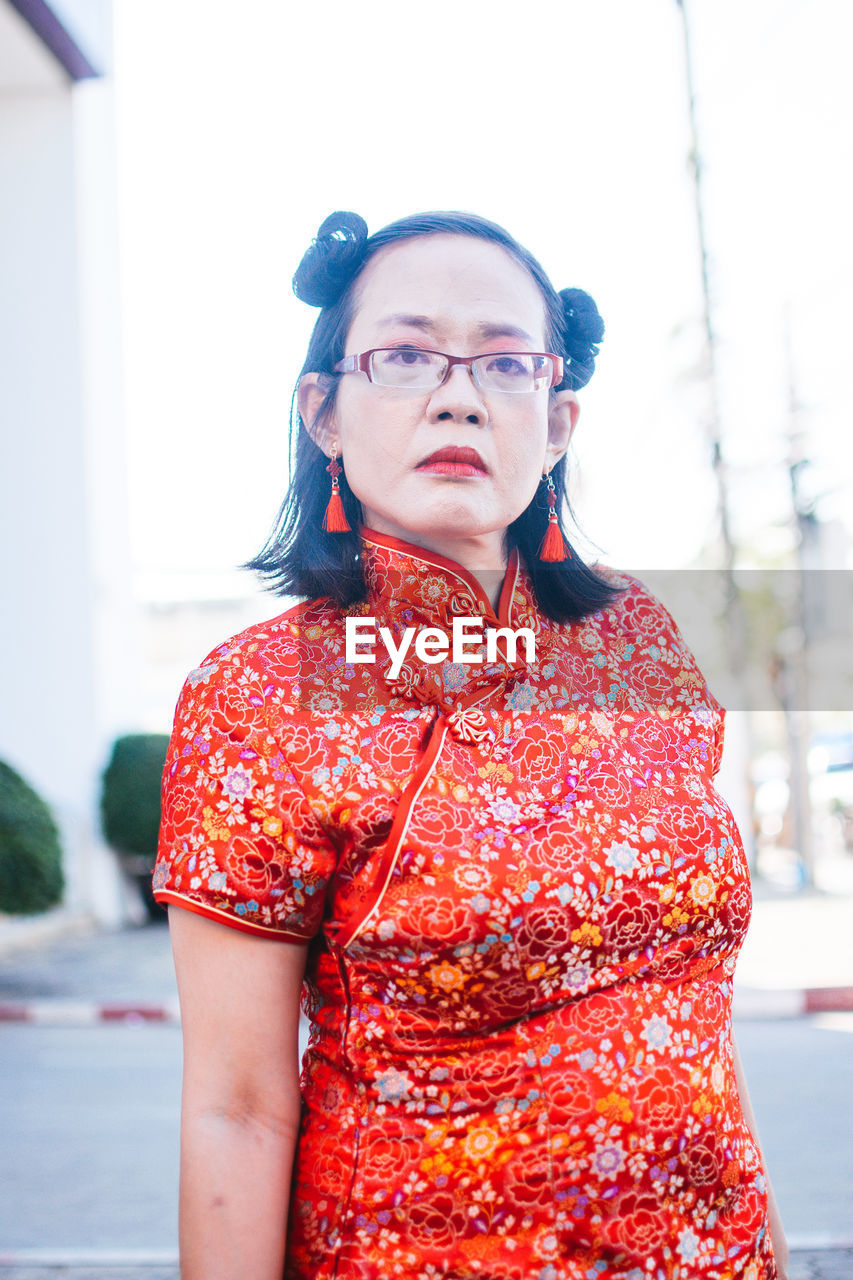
[1,1023,180,1254]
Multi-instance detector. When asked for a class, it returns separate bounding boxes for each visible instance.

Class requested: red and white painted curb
[0,1247,180,1267]
[733,984,853,1019]
[1,988,852,1026]
[0,998,181,1025]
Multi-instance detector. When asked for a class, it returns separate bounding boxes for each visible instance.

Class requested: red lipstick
[416,446,487,477]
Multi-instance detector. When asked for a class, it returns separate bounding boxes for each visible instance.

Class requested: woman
[153,211,788,1279]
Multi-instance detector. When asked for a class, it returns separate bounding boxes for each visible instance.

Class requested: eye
[383,347,433,366]
[486,354,530,377]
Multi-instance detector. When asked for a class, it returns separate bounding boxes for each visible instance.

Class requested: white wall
[0,6,141,924]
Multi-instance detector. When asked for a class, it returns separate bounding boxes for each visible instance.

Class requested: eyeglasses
[332,347,565,394]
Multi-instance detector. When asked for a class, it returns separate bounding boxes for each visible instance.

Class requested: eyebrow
[376,314,538,346]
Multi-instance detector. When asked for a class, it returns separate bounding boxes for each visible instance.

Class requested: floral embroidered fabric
[153,531,776,1279]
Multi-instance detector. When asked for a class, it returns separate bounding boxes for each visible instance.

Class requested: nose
[427,362,488,427]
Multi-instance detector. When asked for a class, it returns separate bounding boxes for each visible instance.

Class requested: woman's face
[299,234,579,569]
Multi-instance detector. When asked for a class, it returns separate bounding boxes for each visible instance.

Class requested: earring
[538,470,570,562]
[322,442,352,532]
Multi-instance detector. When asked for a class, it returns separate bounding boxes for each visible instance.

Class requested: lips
[416,446,488,475]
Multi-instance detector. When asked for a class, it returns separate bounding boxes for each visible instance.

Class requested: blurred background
[1,0,852,1273]
[3,0,853,927]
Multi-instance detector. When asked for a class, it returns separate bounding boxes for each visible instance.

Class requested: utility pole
[675,0,745,628]
[675,1,737,577]
[781,315,815,886]
[675,0,754,860]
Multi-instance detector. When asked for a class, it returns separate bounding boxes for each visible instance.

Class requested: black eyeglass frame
[332,347,566,391]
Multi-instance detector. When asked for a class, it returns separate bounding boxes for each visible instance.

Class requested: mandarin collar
[359,529,539,633]
[355,529,547,720]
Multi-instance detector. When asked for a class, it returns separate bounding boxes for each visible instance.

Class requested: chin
[363,489,510,548]
[410,517,493,546]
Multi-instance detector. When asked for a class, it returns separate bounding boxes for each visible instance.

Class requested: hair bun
[558,287,604,389]
[292,211,369,308]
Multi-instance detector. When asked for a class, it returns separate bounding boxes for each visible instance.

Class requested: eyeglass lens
[368,349,553,393]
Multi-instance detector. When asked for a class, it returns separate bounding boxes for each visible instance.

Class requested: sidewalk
[0,913,177,1021]
[733,872,853,1018]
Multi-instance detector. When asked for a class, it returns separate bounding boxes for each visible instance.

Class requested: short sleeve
[152,647,338,942]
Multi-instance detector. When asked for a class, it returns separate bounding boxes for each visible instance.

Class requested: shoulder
[582,566,724,709]
[182,595,349,687]
[170,595,353,731]
[586,567,688,649]
[593,568,725,754]
[539,567,678,658]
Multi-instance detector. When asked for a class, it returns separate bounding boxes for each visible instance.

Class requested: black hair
[245,210,622,622]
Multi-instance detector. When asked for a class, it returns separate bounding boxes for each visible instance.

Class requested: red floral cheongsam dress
[153,531,777,1280]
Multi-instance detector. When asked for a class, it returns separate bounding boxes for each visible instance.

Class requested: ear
[297,372,338,455]
[544,388,580,471]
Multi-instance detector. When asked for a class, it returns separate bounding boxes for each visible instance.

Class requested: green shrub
[0,760,65,915]
[100,734,170,856]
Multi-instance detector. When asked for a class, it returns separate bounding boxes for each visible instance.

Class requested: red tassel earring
[322,442,351,533]
[538,470,570,562]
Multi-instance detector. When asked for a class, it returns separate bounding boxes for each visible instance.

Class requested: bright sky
[112,0,853,600]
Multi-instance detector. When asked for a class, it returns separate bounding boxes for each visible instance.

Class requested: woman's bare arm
[732,1030,789,1278]
[168,905,308,1280]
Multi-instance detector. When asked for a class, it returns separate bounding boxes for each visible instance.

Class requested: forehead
[348,234,548,345]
